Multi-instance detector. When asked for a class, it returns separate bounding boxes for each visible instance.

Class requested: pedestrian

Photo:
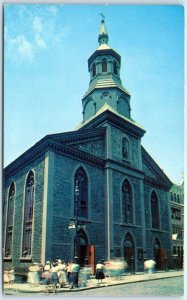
[144,259,156,274]
[69,259,80,289]
[57,259,68,288]
[67,261,72,283]
[9,266,15,285]
[79,258,91,287]
[95,260,105,283]
[51,263,59,291]
[27,262,40,287]
[43,261,51,285]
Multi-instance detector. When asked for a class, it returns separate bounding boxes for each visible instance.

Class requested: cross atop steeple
[98,15,108,45]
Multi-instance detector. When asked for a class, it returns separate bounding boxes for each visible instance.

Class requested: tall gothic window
[92,63,96,77]
[102,59,107,72]
[122,179,133,223]
[22,171,34,256]
[113,61,117,75]
[151,191,159,229]
[5,182,15,257]
[74,167,88,218]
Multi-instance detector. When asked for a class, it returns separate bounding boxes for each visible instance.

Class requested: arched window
[113,61,117,75]
[92,63,96,77]
[174,193,176,202]
[170,192,173,201]
[74,167,88,218]
[5,182,15,257]
[122,137,129,160]
[151,191,159,229]
[122,180,133,223]
[102,59,107,72]
[177,194,180,203]
[22,171,34,256]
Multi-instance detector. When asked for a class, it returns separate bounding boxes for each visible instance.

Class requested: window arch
[122,179,133,223]
[151,191,159,229]
[5,182,15,257]
[74,167,88,218]
[22,171,35,256]
[92,63,96,77]
[102,59,107,72]
[122,137,129,160]
[113,61,117,75]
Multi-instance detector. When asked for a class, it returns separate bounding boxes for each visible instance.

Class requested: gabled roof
[142,146,173,190]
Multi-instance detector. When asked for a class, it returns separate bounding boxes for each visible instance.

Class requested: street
[55,276,183,297]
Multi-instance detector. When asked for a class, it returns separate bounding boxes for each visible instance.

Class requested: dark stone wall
[73,138,105,159]
[3,155,45,272]
[50,153,106,264]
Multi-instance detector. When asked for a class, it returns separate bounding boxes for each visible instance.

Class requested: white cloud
[10,35,33,60]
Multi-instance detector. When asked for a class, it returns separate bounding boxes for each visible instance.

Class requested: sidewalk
[3,270,184,295]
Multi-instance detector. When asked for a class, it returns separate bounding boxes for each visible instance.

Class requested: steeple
[98,14,109,45]
[82,17,131,123]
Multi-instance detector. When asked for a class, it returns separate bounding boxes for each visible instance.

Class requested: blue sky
[4,4,184,184]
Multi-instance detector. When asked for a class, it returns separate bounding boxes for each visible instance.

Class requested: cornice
[142,146,173,188]
[4,138,105,178]
[49,127,106,145]
[144,175,171,191]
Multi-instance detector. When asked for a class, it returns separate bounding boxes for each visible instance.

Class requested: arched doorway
[153,237,161,270]
[123,233,135,273]
[76,229,88,267]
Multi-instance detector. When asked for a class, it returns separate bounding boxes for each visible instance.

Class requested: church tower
[82,17,131,122]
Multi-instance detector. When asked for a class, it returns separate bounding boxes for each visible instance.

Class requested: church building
[3,18,173,275]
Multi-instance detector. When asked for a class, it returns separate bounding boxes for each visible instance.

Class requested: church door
[76,230,88,267]
[123,233,135,273]
[153,238,161,270]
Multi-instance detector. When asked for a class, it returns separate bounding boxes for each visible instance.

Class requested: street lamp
[74,180,80,260]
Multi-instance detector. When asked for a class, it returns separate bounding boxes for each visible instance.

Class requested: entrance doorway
[123,233,135,273]
[76,230,88,267]
[153,237,161,269]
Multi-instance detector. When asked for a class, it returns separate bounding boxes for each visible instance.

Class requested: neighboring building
[170,179,184,268]
[3,18,173,277]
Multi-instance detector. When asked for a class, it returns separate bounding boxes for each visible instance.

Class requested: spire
[98,14,109,45]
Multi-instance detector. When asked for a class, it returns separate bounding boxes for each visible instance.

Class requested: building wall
[3,155,45,273]
[47,152,106,264]
[73,138,105,159]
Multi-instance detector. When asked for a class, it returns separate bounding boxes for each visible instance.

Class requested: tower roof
[98,16,109,45]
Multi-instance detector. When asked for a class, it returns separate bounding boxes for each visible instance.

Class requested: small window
[113,61,117,75]
[102,59,107,72]
[122,137,129,160]
[92,63,96,77]
[170,192,173,201]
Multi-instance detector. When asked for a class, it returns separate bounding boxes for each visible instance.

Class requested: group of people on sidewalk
[4,256,157,290]
[27,257,92,290]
